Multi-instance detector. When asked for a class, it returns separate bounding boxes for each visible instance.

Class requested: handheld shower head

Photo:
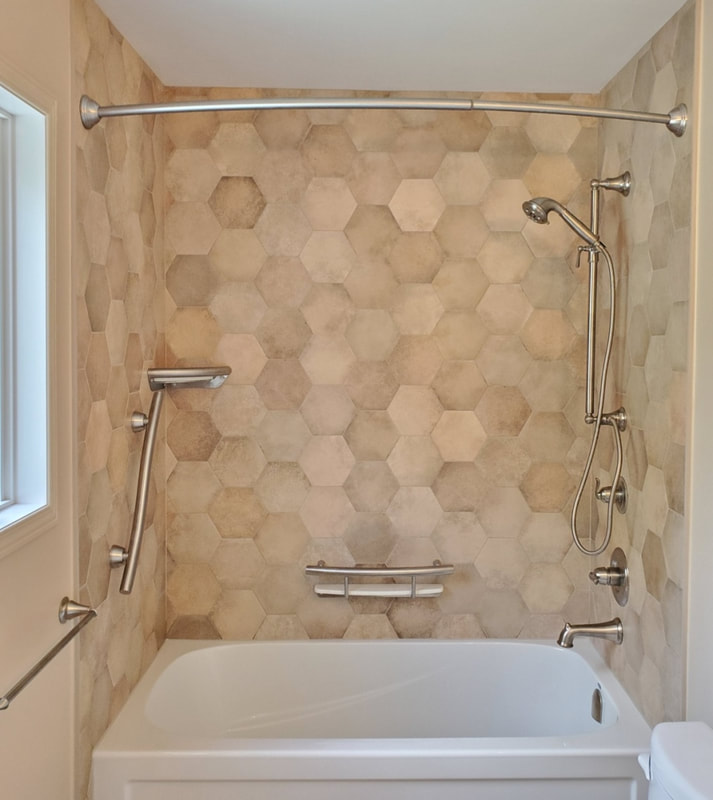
[522,197,602,248]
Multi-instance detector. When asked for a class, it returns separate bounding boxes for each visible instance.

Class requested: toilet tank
[646,721,713,799]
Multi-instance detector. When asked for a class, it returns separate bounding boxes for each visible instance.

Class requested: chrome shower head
[522,197,602,248]
[147,366,231,391]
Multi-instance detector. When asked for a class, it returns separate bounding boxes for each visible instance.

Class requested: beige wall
[0,0,74,797]
[73,0,166,796]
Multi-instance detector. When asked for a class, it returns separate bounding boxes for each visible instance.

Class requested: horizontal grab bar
[305,561,454,599]
[305,561,455,578]
[0,598,96,711]
[314,583,445,598]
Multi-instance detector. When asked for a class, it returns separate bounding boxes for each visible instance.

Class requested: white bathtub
[93,638,651,800]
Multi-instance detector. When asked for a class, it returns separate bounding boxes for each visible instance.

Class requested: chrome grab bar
[109,388,164,594]
[0,598,96,710]
[305,561,454,599]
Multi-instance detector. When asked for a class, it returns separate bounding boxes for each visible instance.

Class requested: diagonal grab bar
[109,389,164,594]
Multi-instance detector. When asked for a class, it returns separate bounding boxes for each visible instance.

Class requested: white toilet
[641,722,713,798]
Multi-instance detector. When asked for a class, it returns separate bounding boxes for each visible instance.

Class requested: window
[0,83,48,535]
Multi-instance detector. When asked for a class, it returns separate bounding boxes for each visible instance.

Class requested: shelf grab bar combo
[110,366,231,594]
[0,598,96,711]
[305,561,454,598]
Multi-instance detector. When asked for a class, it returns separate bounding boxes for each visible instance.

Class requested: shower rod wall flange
[79,94,688,137]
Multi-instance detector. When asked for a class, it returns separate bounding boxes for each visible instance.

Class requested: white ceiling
[95,0,689,94]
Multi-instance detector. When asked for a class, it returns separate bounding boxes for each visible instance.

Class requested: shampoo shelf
[305,561,454,599]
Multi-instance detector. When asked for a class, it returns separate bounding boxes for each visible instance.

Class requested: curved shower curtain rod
[79,94,688,137]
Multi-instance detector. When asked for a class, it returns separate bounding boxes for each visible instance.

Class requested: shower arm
[79,94,688,137]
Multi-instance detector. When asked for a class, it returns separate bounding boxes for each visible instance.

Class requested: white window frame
[0,81,51,550]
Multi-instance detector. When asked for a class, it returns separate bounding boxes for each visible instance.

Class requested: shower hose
[570,245,625,557]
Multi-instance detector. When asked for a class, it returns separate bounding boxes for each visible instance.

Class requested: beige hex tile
[85,334,110,400]
[521,309,577,360]
[167,563,221,616]
[255,462,310,512]
[254,150,311,204]
[434,109,491,150]
[345,310,399,362]
[208,486,267,539]
[346,152,401,204]
[254,109,311,148]
[525,114,582,153]
[344,461,399,511]
[209,228,268,282]
[209,437,267,488]
[434,206,489,258]
[254,203,312,257]
[519,360,577,411]
[86,470,112,543]
[477,487,531,537]
[345,410,399,460]
[476,386,531,436]
[167,411,221,461]
[388,336,443,384]
[522,216,580,259]
[254,513,311,564]
[300,385,355,435]
[168,514,221,563]
[216,334,267,385]
[387,436,443,486]
[345,361,399,410]
[480,126,536,178]
[255,308,311,359]
[478,232,534,284]
[431,411,487,462]
[82,126,110,192]
[642,529,668,601]
[521,412,575,462]
[387,592,442,638]
[387,232,443,284]
[301,125,357,177]
[664,442,685,516]
[85,265,110,331]
[475,539,530,590]
[640,592,668,665]
[255,358,311,409]
[210,282,267,334]
[433,614,486,639]
[166,255,218,307]
[343,511,396,563]
[641,465,670,536]
[475,440,532,489]
[301,231,356,283]
[164,108,219,149]
[389,128,446,178]
[165,201,220,254]
[344,109,402,151]
[208,540,266,589]
[389,179,445,232]
[343,615,398,639]
[387,386,443,435]
[436,563,485,616]
[432,259,488,310]
[254,410,312,462]
[344,259,399,309]
[476,335,531,386]
[298,436,355,487]
[207,122,266,176]
[434,152,490,205]
[165,149,221,202]
[433,310,488,360]
[208,177,266,229]
[299,486,356,538]
[166,308,222,361]
[391,284,444,336]
[255,615,310,640]
[518,564,574,614]
[480,179,531,231]
[431,361,486,411]
[432,462,489,512]
[344,205,401,261]
[520,462,576,512]
[648,270,675,336]
[522,257,578,309]
[432,512,487,563]
[85,402,113,473]
[477,285,532,335]
[255,257,311,308]
[254,563,311,614]
[296,592,354,640]
[301,283,355,335]
[517,511,575,564]
[210,590,266,639]
[299,335,356,384]
[386,487,443,537]
[83,191,111,264]
[523,154,583,202]
[301,177,357,230]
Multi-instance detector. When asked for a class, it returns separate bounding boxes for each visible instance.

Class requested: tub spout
[557,618,623,648]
